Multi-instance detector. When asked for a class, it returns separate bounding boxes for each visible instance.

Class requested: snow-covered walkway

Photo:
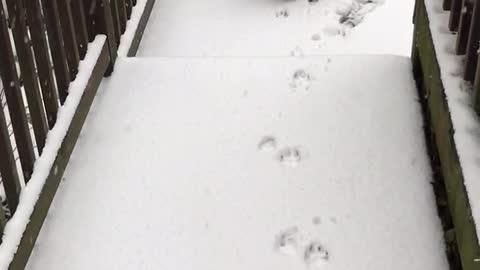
[25,1,449,269]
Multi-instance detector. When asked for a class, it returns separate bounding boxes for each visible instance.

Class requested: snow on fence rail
[436,0,480,111]
[0,0,141,268]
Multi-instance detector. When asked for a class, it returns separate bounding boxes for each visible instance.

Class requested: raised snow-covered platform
[26,56,448,270]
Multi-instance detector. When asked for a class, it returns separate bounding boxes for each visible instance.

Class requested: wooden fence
[412,1,480,270]
[0,0,150,268]
[439,0,480,112]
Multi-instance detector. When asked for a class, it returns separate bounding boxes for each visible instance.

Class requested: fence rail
[0,0,142,268]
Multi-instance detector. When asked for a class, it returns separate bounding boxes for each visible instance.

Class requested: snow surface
[424,0,480,246]
[25,56,448,270]
[138,0,414,57]
[0,36,107,269]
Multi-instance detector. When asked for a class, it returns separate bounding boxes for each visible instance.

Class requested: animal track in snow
[275,227,300,256]
[304,241,330,268]
[277,146,302,166]
[337,0,384,28]
[258,136,277,152]
[290,69,313,91]
[275,9,289,18]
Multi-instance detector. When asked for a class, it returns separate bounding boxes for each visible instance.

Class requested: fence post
[95,0,118,76]
[0,1,35,182]
[455,0,472,55]
[449,0,463,31]
[463,0,480,82]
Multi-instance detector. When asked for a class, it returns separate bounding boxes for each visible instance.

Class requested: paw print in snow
[290,69,312,91]
[275,9,289,18]
[304,241,329,268]
[258,136,277,152]
[275,227,300,256]
[277,147,302,166]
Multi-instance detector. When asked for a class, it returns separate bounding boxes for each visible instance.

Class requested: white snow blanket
[25,56,448,270]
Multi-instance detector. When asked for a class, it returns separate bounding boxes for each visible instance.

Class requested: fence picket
[71,0,90,59]
[57,0,80,79]
[6,0,49,153]
[24,0,60,129]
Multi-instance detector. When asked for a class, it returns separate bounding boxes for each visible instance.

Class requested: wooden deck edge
[127,0,156,57]
[412,1,480,270]
[8,41,110,270]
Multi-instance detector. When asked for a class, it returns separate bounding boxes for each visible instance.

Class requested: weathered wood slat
[0,107,21,215]
[455,0,473,55]
[118,0,128,34]
[5,0,48,153]
[464,0,480,82]
[95,0,118,75]
[110,0,122,45]
[24,0,60,129]
[83,0,97,42]
[71,0,90,60]
[475,59,480,114]
[0,1,35,182]
[41,0,71,105]
[57,0,80,79]
[126,0,133,19]
[127,0,156,57]
[0,203,7,240]
[450,0,464,31]
[444,0,452,10]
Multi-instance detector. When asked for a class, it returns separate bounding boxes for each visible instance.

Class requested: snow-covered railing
[0,0,145,269]
[441,0,480,112]
[412,1,480,270]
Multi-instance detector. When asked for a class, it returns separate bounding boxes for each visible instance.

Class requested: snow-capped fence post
[91,0,118,75]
